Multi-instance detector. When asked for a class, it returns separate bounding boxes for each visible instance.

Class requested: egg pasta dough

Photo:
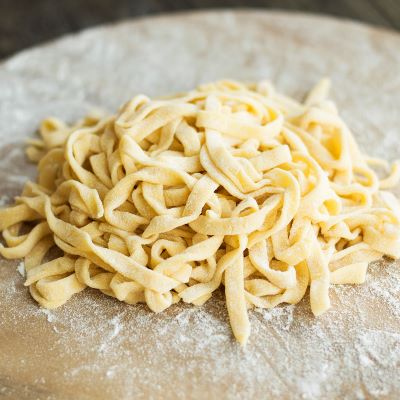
[1,79,399,344]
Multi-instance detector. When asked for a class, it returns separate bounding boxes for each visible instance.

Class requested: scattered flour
[1,10,400,398]
[1,255,400,399]
[98,315,123,352]
[6,175,29,185]
[34,377,46,384]
[39,308,56,323]
[16,260,25,277]
[254,304,295,331]
[0,261,399,399]
[106,366,117,379]
[367,262,400,315]
[0,194,10,206]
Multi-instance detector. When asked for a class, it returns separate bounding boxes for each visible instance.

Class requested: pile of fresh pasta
[1,79,399,344]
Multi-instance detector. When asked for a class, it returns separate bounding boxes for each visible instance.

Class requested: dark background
[1,0,399,59]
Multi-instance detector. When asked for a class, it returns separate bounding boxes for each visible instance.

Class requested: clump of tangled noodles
[1,79,399,344]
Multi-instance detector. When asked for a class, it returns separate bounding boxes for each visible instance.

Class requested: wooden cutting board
[1,10,400,400]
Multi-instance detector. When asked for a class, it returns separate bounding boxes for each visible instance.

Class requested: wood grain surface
[0,0,400,59]
[1,10,400,400]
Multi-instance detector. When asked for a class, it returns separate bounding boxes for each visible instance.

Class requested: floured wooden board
[1,10,400,400]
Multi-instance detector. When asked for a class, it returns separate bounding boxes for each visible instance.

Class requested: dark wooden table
[1,0,399,59]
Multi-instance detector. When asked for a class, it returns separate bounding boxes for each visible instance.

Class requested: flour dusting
[99,315,123,352]
[16,261,25,277]
[1,9,400,400]
[0,195,10,206]
[1,258,399,399]
[39,308,56,323]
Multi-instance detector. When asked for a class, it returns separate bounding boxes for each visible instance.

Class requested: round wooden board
[1,10,400,400]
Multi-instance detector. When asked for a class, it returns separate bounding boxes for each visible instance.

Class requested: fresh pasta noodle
[1,79,400,345]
